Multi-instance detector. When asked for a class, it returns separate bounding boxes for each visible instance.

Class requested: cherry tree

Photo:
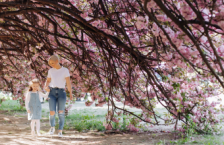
[0,0,224,133]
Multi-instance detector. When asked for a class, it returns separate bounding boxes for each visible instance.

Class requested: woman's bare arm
[65,77,73,100]
[44,77,51,92]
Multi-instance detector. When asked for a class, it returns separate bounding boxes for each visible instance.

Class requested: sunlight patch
[3,118,10,121]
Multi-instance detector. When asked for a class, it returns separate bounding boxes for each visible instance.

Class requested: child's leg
[36,120,40,134]
[31,120,35,132]
[30,120,36,136]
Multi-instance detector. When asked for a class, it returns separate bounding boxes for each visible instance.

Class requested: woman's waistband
[49,87,65,90]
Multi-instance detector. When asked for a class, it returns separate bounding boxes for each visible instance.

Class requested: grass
[41,108,106,132]
[40,130,47,134]
[66,113,105,120]
[161,134,224,145]
[53,113,106,132]
[194,134,224,145]
[0,100,26,112]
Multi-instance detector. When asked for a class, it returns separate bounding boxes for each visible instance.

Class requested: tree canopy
[0,0,224,132]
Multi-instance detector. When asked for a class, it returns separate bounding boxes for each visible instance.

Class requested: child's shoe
[58,132,63,137]
[31,131,36,137]
[49,127,55,135]
[37,132,41,136]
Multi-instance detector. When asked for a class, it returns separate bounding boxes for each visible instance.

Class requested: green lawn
[0,100,26,111]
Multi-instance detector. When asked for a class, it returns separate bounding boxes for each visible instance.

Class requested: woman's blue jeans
[48,87,66,130]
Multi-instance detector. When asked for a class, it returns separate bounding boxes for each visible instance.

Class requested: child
[25,79,49,136]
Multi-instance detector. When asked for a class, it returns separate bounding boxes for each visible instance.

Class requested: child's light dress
[25,91,49,120]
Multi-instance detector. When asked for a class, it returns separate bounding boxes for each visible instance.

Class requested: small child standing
[25,79,49,136]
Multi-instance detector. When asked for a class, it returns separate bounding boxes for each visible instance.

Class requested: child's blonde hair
[28,79,41,91]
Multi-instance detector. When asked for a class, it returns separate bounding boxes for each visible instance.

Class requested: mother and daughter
[25,55,73,137]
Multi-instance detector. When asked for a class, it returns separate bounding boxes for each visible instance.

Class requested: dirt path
[0,110,177,145]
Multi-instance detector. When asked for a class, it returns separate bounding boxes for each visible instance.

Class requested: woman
[44,55,73,137]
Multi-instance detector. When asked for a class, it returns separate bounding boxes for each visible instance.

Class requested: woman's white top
[47,66,70,89]
[25,91,49,111]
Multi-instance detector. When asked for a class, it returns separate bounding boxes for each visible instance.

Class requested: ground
[0,99,224,145]
[0,110,175,145]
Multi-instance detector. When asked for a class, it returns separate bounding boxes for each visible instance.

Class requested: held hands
[44,86,50,92]
[27,110,31,113]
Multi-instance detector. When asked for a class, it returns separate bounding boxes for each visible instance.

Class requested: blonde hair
[48,55,60,64]
[28,79,41,91]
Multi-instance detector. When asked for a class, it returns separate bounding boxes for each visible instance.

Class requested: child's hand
[44,86,50,92]
[27,110,31,113]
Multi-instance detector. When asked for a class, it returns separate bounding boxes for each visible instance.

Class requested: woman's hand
[70,93,73,100]
[45,86,50,92]
[27,110,31,113]
[65,76,73,100]
[44,78,51,92]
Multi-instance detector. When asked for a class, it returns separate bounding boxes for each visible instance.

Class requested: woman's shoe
[58,132,63,137]
[49,127,55,135]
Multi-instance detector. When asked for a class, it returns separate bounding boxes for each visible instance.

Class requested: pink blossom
[147,1,157,10]
[112,118,119,123]
[145,118,151,122]
[85,101,94,106]
[104,124,113,130]
[95,101,106,107]
[156,15,167,22]
[127,124,139,132]
[217,21,224,30]
[135,16,148,30]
